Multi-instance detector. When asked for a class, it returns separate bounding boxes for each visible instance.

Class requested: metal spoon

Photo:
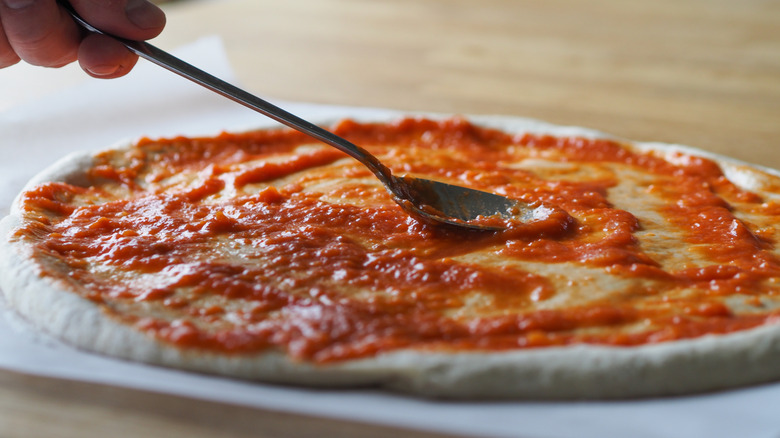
[61,1,542,231]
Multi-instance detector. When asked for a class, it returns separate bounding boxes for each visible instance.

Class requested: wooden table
[1,0,779,436]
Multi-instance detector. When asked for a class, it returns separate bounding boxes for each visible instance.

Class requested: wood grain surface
[1,0,779,437]
[155,0,780,168]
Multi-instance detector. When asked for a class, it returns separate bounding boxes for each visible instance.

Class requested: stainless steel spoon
[61,1,542,231]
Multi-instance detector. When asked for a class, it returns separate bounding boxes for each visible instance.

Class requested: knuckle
[8,21,58,46]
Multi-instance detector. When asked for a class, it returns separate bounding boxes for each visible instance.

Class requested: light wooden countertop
[1,0,779,436]
[152,0,780,168]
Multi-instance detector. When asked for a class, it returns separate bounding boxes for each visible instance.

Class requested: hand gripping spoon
[61,1,545,231]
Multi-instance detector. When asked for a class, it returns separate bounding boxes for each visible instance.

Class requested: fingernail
[2,0,35,9]
[125,0,165,30]
[87,64,121,77]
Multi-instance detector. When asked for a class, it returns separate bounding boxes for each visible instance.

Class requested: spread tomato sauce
[16,117,780,363]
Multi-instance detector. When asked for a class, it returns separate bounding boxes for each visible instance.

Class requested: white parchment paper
[1,37,779,438]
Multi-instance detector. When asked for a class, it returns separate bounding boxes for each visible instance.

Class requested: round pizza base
[3,113,780,400]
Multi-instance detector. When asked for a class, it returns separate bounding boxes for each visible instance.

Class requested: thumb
[67,0,165,40]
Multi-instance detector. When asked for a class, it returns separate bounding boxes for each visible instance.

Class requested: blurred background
[2,0,779,164]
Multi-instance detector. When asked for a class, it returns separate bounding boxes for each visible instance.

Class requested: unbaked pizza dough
[2,114,780,399]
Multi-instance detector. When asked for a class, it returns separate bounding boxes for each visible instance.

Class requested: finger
[69,0,165,41]
[78,33,137,78]
[0,0,80,67]
[0,16,21,67]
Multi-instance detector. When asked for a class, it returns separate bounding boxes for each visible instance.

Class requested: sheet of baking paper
[1,36,779,438]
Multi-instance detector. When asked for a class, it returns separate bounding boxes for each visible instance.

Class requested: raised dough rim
[2,112,780,400]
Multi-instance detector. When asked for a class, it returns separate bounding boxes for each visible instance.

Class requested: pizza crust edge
[2,115,780,400]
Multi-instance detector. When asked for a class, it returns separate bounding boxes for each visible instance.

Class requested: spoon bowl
[388,175,539,231]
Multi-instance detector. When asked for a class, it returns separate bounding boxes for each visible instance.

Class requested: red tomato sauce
[16,117,780,362]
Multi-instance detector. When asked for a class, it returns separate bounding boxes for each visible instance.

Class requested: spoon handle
[58,1,393,182]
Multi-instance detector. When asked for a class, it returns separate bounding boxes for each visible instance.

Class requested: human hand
[0,0,165,78]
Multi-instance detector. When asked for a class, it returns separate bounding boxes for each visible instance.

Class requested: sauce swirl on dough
[16,117,780,362]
